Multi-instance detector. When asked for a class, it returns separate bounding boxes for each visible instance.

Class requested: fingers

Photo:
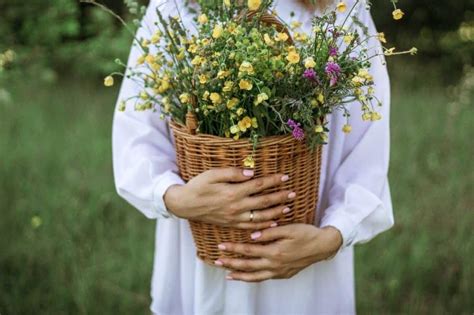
[202,167,255,183]
[238,173,289,196]
[234,220,279,230]
[214,257,271,272]
[226,270,274,282]
[239,190,296,212]
[237,205,291,224]
[217,242,273,258]
[248,225,294,242]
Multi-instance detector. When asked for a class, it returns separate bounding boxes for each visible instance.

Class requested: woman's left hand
[215,224,343,282]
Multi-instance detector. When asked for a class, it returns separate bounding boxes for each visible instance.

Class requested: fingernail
[288,192,296,199]
[226,275,233,280]
[214,259,223,266]
[243,169,254,177]
[270,222,278,227]
[251,231,262,239]
[282,207,291,214]
[281,175,289,182]
[218,244,226,250]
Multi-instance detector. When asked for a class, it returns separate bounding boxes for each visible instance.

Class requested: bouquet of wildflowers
[89,0,415,166]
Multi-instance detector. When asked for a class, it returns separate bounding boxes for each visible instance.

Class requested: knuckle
[225,189,237,201]
[254,178,265,189]
[262,196,272,208]
[242,245,252,255]
[227,203,240,215]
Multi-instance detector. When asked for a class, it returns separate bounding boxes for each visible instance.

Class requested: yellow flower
[141,39,150,48]
[291,21,302,29]
[238,116,253,132]
[239,79,253,90]
[263,33,274,46]
[230,125,240,134]
[239,61,255,75]
[199,74,208,84]
[342,124,352,133]
[314,125,324,133]
[370,112,382,121]
[251,117,258,128]
[227,97,239,109]
[140,91,149,100]
[362,112,371,121]
[151,31,162,44]
[304,57,316,68]
[198,14,208,24]
[392,9,404,20]
[275,32,289,42]
[179,93,191,104]
[236,107,245,116]
[223,81,233,92]
[336,1,347,13]
[212,24,224,39]
[248,0,261,11]
[317,93,325,104]
[384,47,396,56]
[224,0,231,7]
[377,32,387,44]
[217,70,230,79]
[351,75,364,86]
[343,34,354,44]
[210,93,222,104]
[358,68,372,80]
[243,155,255,168]
[286,51,300,64]
[31,216,42,229]
[118,101,126,112]
[409,47,418,55]
[202,90,210,100]
[254,92,269,105]
[104,76,114,87]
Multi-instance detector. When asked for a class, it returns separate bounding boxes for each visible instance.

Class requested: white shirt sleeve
[320,6,395,248]
[112,0,185,220]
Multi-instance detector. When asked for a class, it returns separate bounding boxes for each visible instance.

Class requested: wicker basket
[168,11,323,266]
[170,121,323,266]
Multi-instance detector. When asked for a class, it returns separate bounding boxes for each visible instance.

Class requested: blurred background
[0,0,472,314]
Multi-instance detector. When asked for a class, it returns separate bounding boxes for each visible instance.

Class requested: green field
[1,65,473,314]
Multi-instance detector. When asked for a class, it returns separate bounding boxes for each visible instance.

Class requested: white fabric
[112,0,394,314]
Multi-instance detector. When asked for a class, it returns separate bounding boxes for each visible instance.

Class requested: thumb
[203,167,255,183]
[250,225,293,242]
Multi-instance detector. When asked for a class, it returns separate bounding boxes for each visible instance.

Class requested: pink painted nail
[243,169,254,177]
[282,207,291,214]
[214,260,223,266]
[218,244,226,250]
[270,222,278,227]
[288,192,296,199]
[281,175,289,182]
[251,231,262,239]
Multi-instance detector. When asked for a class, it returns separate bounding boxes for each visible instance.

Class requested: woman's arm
[112,1,294,225]
[112,0,185,219]
[319,4,395,249]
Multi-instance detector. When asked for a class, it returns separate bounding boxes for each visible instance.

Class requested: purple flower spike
[325,61,341,87]
[329,47,338,57]
[287,119,305,141]
[303,69,317,81]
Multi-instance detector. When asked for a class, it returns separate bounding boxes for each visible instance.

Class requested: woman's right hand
[163,168,295,230]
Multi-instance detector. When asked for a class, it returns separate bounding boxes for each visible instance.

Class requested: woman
[112,0,394,313]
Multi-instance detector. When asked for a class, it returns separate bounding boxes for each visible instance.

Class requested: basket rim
[169,120,300,146]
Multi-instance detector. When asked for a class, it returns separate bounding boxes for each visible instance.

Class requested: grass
[0,64,472,314]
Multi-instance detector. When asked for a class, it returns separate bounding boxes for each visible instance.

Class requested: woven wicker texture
[170,121,323,267]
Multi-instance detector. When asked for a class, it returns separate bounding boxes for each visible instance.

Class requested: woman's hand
[163,168,296,230]
[214,224,343,282]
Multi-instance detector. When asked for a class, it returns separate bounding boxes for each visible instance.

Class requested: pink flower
[325,61,341,86]
[287,119,305,141]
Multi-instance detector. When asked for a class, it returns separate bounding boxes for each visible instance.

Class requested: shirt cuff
[152,170,185,219]
[319,184,384,251]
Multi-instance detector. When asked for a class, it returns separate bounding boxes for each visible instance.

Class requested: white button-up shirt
[112,0,394,313]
